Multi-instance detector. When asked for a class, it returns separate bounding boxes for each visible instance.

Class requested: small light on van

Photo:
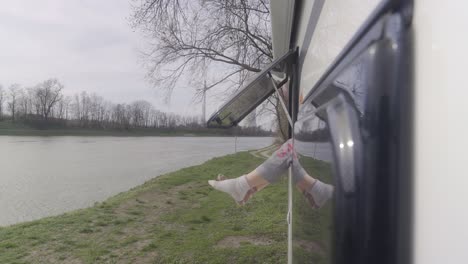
[392,43,398,50]
[339,143,345,149]
[347,140,354,147]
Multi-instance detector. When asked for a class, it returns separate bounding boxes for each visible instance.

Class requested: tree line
[0,78,208,130]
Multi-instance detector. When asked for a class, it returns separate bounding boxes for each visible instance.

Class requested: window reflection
[300,0,380,98]
[292,114,334,263]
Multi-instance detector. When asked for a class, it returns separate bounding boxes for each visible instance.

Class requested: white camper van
[208,0,468,263]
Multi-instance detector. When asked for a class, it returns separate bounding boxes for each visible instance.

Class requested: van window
[293,111,334,263]
[207,49,295,128]
[298,0,381,98]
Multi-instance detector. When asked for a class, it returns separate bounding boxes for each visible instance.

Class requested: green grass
[0,150,332,263]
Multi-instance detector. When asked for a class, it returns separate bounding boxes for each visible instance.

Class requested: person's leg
[208,139,294,205]
[254,139,294,183]
[208,139,334,208]
[292,160,334,208]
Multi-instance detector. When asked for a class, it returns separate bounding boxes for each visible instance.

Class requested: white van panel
[270,0,295,58]
[413,1,468,263]
[291,0,314,55]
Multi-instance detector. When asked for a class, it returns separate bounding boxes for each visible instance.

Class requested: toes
[208,180,216,188]
[217,174,227,181]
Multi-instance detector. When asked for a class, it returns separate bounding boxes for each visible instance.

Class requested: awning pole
[268,72,293,127]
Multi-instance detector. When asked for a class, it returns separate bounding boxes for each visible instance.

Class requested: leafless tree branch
[130,0,272,100]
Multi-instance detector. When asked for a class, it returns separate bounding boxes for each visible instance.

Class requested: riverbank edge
[0,151,291,263]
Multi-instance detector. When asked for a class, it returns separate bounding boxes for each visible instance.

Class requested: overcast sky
[0,0,209,116]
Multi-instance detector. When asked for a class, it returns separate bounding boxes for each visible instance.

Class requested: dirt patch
[216,235,274,248]
[134,251,159,264]
[26,249,82,264]
[295,239,325,256]
[115,182,196,218]
[110,183,197,244]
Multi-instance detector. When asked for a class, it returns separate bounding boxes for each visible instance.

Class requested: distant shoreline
[0,119,273,137]
[0,128,272,137]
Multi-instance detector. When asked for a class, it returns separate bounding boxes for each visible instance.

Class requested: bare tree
[57,96,72,120]
[17,88,32,118]
[131,1,290,139]
[130,100,153,127]
[80,91,90,124]
[88,93,104,126]
[8,84,20,121]
[0,85,4,119]
[35,79,64,120]
[112,103,130,129]
[131,0,272,100]
[72,94,81,121]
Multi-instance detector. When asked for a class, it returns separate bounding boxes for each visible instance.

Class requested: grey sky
[0,0,208,116]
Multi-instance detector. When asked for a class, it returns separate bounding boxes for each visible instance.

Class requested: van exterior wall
[413,1,468,264]
[270,0,296,58]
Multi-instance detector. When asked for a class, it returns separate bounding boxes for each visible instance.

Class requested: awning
[207,49,296,128]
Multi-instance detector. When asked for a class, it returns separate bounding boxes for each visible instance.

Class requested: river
[0,136,273,226]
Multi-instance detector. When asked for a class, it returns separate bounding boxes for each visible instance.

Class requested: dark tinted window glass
[292,109,334,263]
[298,0,381,98]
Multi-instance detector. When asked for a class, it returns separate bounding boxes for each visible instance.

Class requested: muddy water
[0,136,272,226]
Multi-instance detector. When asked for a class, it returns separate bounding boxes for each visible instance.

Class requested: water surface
[0,136,272,226]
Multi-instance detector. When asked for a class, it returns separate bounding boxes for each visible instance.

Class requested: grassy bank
[0,151,332,263]
[0,152,288,263]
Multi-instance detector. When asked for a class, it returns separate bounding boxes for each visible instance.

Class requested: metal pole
[287,165,293,264]
[313,120,320,158]
[202,80,206,124]
[234,126,238,153]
